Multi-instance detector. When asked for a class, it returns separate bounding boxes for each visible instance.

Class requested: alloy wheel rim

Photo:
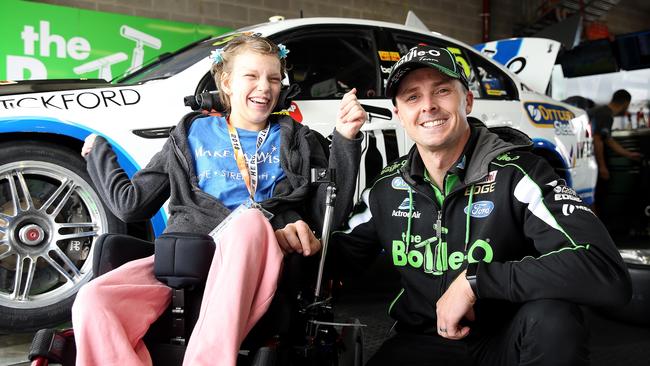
[0,161,108,309]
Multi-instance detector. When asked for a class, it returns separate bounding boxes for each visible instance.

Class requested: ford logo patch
[391,177,409,190]
[464,201,494,218]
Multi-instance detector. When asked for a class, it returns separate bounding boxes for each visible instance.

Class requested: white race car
[0,15,595,332]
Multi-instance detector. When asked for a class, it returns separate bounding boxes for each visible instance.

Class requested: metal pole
[314,184,336,298]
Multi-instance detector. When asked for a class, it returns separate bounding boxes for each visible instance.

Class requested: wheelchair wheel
[0,141,125,332]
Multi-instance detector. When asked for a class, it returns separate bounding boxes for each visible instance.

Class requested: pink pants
[72,209,284,366]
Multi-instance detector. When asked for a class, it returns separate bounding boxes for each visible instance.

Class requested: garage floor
[0,333,32,366]
[2,296,649,366]
[336,295,650,366]
[1,253,649,366]
[333,254,650,366]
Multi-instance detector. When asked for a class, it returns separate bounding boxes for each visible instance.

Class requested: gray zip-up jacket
[85,112,362,234]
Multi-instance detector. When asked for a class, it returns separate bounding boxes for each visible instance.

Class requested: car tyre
[0,141,125,332]
[601,261,650,327]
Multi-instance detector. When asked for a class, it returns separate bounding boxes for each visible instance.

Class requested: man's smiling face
[394,67,473,153]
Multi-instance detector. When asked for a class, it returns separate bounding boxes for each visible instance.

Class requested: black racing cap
[385,45,469,100]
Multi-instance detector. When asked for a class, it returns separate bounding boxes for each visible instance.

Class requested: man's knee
[518,299,584,335]
[515,299,588,365]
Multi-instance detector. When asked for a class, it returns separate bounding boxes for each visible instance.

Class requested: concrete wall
[27,0,650,44]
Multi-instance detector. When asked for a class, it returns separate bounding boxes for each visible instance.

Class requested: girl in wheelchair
[73,34,365,366]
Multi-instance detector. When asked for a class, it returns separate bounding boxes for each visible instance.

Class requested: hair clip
[210,49,224,64]
[278,44,290,59]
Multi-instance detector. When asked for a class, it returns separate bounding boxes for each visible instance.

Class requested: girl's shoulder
[187,114,226,133]
[271,113,304,133]
[191,113,225,126]
[270,112,297,124]
[173,112,223,135]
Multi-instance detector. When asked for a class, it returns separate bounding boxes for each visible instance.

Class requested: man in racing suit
[302,45,631,365]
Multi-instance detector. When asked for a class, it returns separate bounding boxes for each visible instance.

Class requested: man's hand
[606,136,643,163]
[626,151,643,161]
[598,164,610,180]
[81,134,98,157]
[335,88,366,140]
[275,220,322,256]
[436,270,476,340]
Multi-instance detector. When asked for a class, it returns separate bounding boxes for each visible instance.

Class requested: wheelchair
[28,168,364,366]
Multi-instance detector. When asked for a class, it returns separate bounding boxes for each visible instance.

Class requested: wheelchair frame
[29,168,364,366]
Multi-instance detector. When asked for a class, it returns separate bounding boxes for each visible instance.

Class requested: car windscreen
[115,37,220,84]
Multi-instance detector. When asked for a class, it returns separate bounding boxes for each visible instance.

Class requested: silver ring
[439,327,447,333]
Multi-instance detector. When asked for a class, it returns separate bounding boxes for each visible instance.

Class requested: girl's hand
[335,88,366,140]
[81,134,98,157]
[275,220,321,256]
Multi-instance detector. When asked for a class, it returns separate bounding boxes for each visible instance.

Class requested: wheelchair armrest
[29,328,76,365]
[154,232,215,289]
[93,233,155,277]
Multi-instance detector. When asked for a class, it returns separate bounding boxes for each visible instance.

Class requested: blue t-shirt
[187,116,285,210]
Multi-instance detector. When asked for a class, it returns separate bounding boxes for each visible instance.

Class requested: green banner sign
[0,0,231,81]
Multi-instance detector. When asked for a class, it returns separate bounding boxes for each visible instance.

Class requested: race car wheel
[602,250,650,327]
[0,141,125,332]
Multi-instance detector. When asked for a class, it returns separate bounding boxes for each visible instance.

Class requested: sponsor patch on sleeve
[391,177,409,190]
[478,170,497,184]
[561,203,593,216]
[552,185,582,202]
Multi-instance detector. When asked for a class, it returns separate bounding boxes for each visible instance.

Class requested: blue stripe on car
[0,116,167,236]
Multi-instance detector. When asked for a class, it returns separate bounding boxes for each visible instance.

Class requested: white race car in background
[0,14,595,332]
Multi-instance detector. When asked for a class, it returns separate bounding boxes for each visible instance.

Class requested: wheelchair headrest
[183,84,301,113]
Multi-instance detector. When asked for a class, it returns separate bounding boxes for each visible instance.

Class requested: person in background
[588,89,642,212]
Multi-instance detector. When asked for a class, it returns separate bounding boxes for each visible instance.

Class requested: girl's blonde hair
[211,35,287,112]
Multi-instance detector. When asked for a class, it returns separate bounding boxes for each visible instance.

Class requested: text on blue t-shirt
[187,116,286,210]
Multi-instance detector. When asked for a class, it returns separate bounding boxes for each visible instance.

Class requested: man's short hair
[611,89,631,104]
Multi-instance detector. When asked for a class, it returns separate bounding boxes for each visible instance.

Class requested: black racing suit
[331,118,631,364]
